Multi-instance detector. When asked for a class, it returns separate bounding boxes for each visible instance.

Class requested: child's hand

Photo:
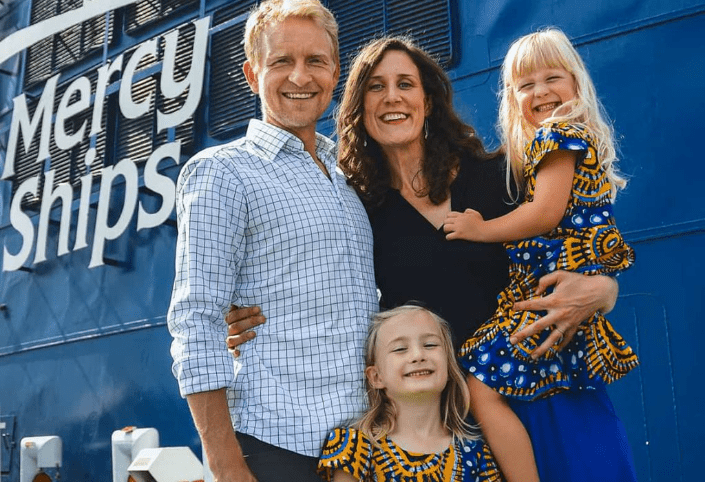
[443,209,485,241]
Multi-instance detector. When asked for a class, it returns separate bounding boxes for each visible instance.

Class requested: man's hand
[510,270,619,358]
[226,305,266,357]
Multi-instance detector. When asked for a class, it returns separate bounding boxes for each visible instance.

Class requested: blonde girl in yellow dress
[445,28,638,482]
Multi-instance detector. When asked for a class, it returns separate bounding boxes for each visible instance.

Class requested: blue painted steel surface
[0,1,702,481]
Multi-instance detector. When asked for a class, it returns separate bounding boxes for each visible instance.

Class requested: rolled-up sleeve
[167,152,247,397]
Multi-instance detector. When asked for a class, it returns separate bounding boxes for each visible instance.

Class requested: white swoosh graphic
[0,0,141,66]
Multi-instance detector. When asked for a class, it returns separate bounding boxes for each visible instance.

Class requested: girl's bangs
[511,36,571,79]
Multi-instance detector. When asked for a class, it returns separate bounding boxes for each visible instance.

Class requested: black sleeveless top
[369,153,516,348]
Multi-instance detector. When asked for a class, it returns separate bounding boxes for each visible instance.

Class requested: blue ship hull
[0,1,702,480]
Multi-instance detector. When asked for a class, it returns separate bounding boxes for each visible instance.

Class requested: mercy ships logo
[1,1,210,270]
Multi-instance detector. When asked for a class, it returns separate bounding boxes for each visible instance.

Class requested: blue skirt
[507,384,637,482]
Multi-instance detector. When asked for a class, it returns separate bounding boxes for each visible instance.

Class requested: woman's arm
[444,150,576,242]
[510,271,619,357]
[225,305,266,356]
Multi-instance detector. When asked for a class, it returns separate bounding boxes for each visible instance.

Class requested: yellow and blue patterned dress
[457,123,638,400]
[317,427,501,481]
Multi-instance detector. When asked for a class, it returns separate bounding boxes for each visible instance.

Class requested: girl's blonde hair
[355,304,477,444]
[498,28,626,200]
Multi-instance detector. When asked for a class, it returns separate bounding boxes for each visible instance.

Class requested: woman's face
[363,50,429,153]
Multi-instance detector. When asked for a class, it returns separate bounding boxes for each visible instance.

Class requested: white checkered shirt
[167,119,379,457]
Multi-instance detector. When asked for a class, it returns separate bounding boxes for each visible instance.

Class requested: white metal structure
[111,427,159,482]
[19,436,61,482]
[128,446,203,482]
[0,419,4,478]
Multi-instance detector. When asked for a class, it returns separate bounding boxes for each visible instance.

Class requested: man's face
[243,17,339,139]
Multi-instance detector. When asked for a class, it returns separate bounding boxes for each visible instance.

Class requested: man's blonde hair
[244,0,339,71]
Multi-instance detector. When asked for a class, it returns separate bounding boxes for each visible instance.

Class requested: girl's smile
[366,310,448,401]
[514,66,576,127]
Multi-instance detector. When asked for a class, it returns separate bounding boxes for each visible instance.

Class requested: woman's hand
[509,270,619,358]
[225,305,266,357]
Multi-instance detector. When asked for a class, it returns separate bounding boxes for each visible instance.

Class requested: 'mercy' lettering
[2,16,210,271]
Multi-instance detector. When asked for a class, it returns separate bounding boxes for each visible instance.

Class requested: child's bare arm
[332,469,359,482]
[444,150,577,242]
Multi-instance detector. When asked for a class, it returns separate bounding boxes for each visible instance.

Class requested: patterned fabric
[458,123,638,400]
[168,119,379,456]
[318,427,501,481]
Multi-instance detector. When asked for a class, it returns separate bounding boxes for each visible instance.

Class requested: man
[167,1,378,480]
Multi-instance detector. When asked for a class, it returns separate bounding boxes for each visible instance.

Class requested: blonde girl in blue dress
[318,305,501,481]
[443,29,638,481]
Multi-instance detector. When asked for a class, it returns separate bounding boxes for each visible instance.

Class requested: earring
[363,132,368,147]
[424,119,429,139]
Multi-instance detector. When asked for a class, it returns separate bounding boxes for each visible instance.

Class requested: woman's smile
[363,50,429,153]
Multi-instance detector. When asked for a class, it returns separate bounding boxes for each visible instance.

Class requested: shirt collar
[246,119,337,168]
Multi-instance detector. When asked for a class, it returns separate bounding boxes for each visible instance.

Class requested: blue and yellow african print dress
[458,123,638,401]
[317,427,501,481]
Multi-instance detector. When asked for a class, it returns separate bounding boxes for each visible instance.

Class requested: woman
[227,36,635,481]
[337,37,620,355]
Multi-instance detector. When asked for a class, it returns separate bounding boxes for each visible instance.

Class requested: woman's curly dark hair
[337,36,493,209]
